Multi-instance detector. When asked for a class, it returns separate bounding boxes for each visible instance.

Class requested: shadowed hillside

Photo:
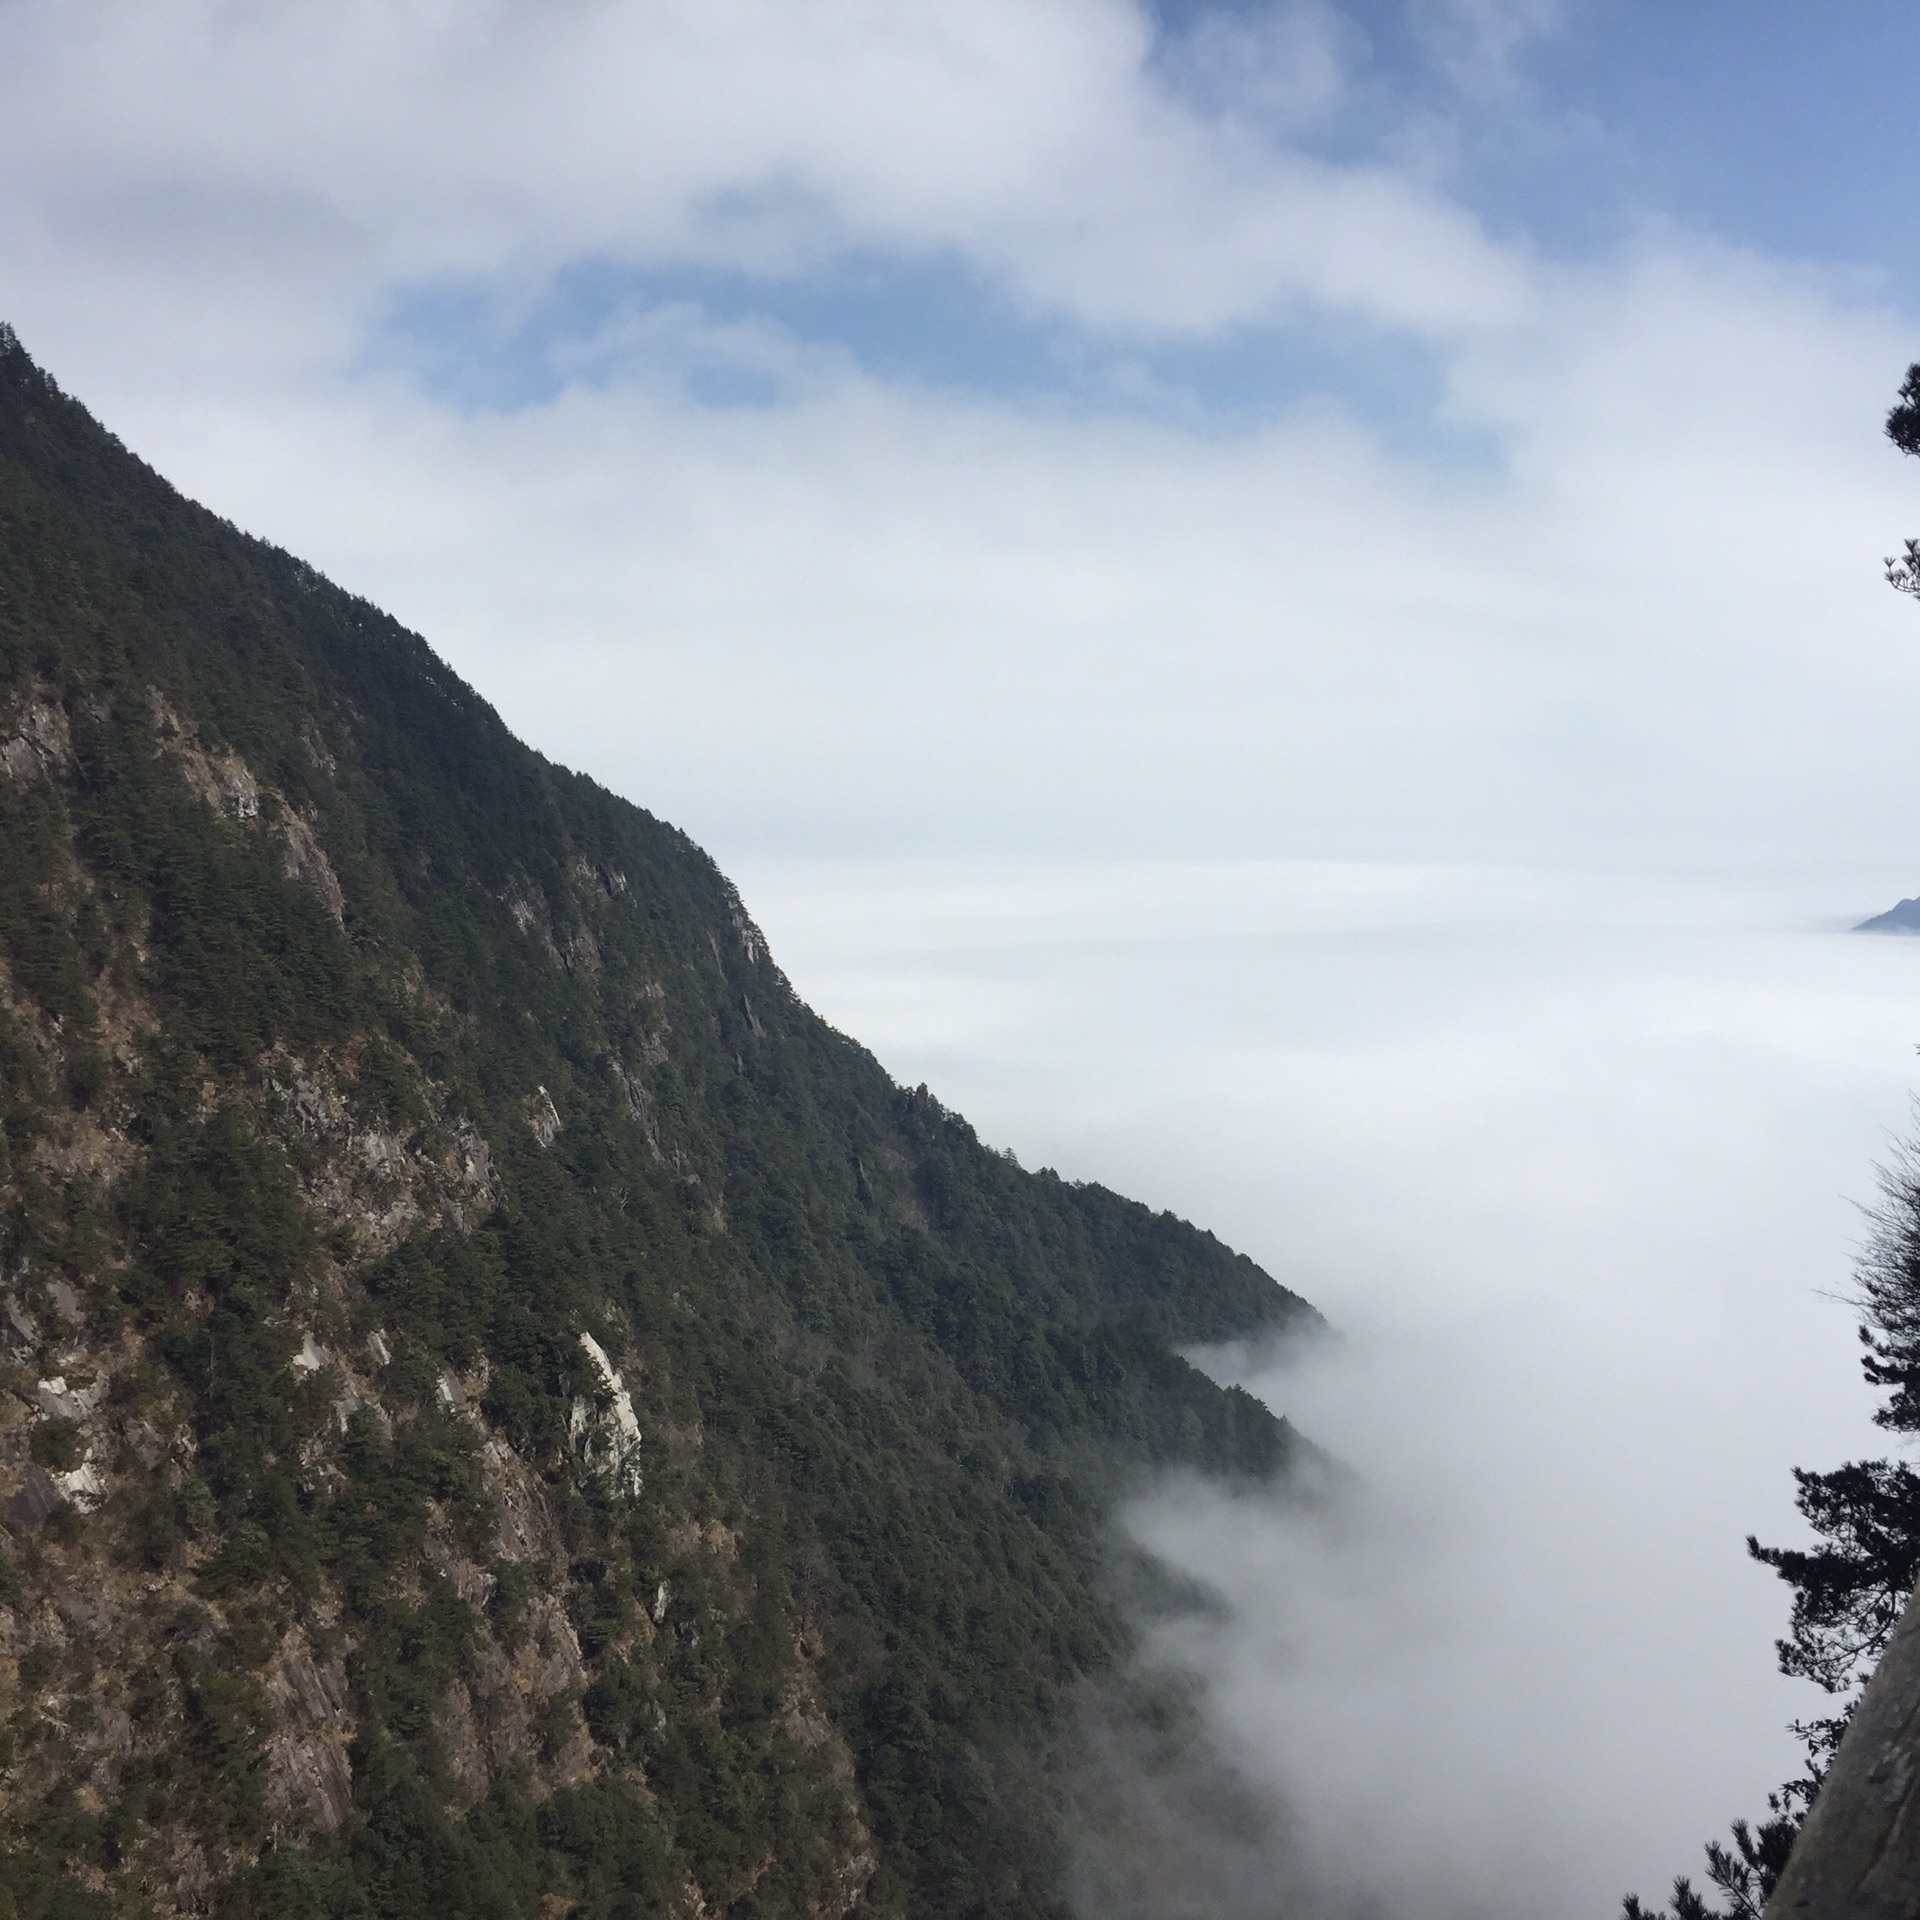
[0,326,1316,1919]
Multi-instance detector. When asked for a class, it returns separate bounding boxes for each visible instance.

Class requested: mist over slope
[733,854,1919,1917]
[0,326,1317,1918]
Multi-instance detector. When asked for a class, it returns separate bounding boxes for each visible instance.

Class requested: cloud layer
[4,3,1916,888]
[59,243,1910,889]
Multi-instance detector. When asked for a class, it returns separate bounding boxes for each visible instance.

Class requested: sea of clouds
[738,855,1920,1916]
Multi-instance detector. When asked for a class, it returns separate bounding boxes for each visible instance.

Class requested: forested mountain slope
[0,326,1316,1920]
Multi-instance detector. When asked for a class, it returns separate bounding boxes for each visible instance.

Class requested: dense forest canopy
[0,323,1319,1919]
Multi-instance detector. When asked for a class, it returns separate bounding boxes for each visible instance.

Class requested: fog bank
[740,856,1917,1914]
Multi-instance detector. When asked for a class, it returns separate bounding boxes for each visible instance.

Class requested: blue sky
[354,1,1920,439]
[1505,2,1920,276]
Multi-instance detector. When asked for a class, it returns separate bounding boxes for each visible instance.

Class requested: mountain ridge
[1854,896,1920,933]
[0,323,1317,1920]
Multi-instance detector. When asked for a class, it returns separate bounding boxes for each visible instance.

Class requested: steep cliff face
[0,326,1316,1919]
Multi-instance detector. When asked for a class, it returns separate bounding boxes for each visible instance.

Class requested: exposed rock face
[4,1465,62,1536]
[265,1631,355,1831]
[156,686,348,920]
[570,1332,644,1499]
[0,697,69,784]
[1766,1578,1920,1918]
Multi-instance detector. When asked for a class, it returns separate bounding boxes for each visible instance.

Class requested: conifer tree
[1620,362,1920,1919]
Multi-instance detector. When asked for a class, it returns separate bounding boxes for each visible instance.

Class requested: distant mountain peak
[1856,897,1920,934]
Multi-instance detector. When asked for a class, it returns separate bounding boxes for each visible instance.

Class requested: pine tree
[1617,362,1920,1920]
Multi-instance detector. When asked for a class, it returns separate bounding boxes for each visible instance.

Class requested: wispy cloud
[1409,0,1572,96]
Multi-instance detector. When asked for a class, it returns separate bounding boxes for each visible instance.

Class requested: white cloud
[1155,0,1358,133]
[71,233,1915,891]
[0,0,1529,359]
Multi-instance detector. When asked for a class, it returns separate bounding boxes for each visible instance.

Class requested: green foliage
[0,1845,110,1920]
[0,325,1324,1916]
[1736,1134,1920,1839]
[173,1648,275,1843]
[0,782,95,1031]
[23,1424,78,1474]
[538,1779,675,1918]
[1887,362,1920,459]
